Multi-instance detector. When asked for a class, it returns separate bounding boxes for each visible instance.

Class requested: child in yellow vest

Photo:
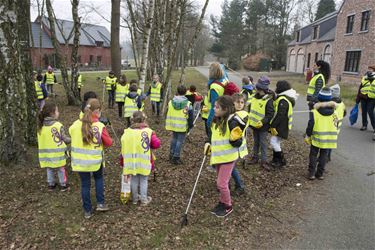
[121,111,161,205]
[115,75,128,118]
[124,83,143,127]
[37,101,71,191]
[147,74,163,116]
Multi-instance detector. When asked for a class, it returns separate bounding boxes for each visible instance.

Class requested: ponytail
[38,101,57,133]
[81,98,101,145]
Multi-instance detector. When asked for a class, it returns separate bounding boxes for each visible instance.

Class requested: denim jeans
[308,145,329,177]
[46,84,53,94]
[78,166,105,212]
[46,167,67,186]
[252,129,268,161]
[108,90,115,107]
[130,174,149,202]
[231,166,244,189]
[170,132,186,158]
[151,101,161,115]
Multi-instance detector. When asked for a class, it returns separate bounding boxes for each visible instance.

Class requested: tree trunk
[111,0,121,78]
[0,0,31,164]
[70,0,81,100]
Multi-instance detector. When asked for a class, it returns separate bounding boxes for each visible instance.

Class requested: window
[360,10,371,31]
[346,15,355,33]
[89,55,94,65]
[97,56,102,65]
[296,31,300,42]
[95,41,104,47]
[307,53,311,68]
[315,52,319,63]
[344,51,361,72]
[313,26,318,39]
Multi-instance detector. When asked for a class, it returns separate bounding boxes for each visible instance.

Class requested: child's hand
[254,121,263,129]
[230,126,243,141]
[304,136,311,145]
[270,128,278,136]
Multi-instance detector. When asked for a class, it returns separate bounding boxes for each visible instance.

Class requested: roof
[30,22,54,48]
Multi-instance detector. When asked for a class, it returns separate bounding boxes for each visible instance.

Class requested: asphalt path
[195,66,375,250]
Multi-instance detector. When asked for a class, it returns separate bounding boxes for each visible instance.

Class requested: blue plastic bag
[349,104,358,126]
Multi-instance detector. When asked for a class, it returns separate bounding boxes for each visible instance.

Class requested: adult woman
[306,60,330,109]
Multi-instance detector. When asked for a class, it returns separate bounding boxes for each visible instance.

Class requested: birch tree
[111,0,121,77]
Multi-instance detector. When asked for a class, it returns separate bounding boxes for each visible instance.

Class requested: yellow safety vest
[150,82,162,102]
[307,73,325,96]
[121,127,153,176]
[77,74,83,88]
[45,72,55,85]
[124,96,139,118]
[207,81,225,113]
[201,95,209,119]
[367,79,375,99]
[69,120,104,172]
[241,89,254,106]
[335,102,345,134]
[235,111,249,159]
[105,76,117,90]
[165,100,190,132]
[273,96,293,130]
[311,109,338,149]
[210,120,239,165]
[34,80,44,100]
[115,84,127,102]
[37,122,67,168]
[249,97,270,127]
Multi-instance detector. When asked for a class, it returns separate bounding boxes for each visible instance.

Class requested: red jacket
[92,114,113,147]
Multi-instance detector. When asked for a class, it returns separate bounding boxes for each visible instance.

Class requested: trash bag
[349,103,359,126]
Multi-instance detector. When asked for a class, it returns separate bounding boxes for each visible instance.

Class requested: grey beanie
[255,76,270,90]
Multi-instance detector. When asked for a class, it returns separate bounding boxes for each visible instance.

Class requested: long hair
[209,62,224,80]
[81,98,101,145]
[38,101,57,133]
[213,96,235,135]
[316,60,331,82]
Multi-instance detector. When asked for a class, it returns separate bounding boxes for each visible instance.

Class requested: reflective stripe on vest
[34,81,44,99]
[115,84,127,102]
[105,76,117,90]
[311,109,338,149]
[165,100,189,132]
[124,96,139,117]
[37,122,67,168]
[210,121,239,165]
[249,97,269,127]
[273,96,293,130]
[335,102,345,134]
[69,120,104,172]
[121,128,152,176]
[150,82,162,102]
[45,72,55,85]
[307,73,325,96]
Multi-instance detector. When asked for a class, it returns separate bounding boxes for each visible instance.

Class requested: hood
[172,95,189,110]
[242,84,254,92]
[127,92,138,99]
[313,101,337,116]
[277,89,298,107]
[43,117,57,126]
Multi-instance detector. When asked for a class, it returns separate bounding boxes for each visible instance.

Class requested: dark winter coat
[270,95,296,139]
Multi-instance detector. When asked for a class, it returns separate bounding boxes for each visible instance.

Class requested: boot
[271,151,282,168]
[280,151,287,167]
[271,151,278,165]
[172,157,183,165]
[248,156,259,165]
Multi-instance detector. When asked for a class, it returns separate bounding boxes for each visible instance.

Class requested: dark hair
[130,79,137,84]
[38,101,57,132]
[129,83,138,92]
[120,74,127,85]
[248,75,253,82]
[189,85,196,92]
[242,77,250,85]
[36,74,43,81]
[232,93,245,103]
[275,80,291,94]
[81,98,101,145]
[131,111,146,124]
[316,60,331,82]
[81,91,98,112]
[213,95,235,135]
[177,85,187,95]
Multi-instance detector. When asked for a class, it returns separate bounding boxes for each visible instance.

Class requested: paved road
[195,66,375,250]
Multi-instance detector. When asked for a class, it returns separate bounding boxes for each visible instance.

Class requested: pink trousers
[216,161,235,207]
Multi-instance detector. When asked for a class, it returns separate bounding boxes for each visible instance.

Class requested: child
[165,85,194,165]
[201,95,210,140]
[77,72,83,96]
[34,71,48,111]
[80,91,98,119]
[104,70,117,108]
[121,111,161,205]
[205,95,240,217]
[37,101,70,191]
[305,87,338,180]
[186,85,203,118]
[147,75,163,116]
[124,83,143,127]
[115,75,128,117]
[241,76,255,110]
[248,76,275,170]
[270,81,297,168]
[69,98,113,219]
[130,79,146,111]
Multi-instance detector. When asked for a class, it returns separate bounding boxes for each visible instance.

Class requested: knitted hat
[330,84,341,98]
[318,87,332,102]
[47,65,53,71]
[256,76,270,90]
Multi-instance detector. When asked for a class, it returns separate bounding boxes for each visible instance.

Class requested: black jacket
[306,101,336,137]
[270,95,295,139]
[228,112,249,147]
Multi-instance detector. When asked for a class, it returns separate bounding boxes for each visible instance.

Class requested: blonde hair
[209,62,224,80]
[81,98,101,145]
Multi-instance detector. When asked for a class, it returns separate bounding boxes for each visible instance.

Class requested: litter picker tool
[180,155,207,227]
[108,122,121,145]
[186,109,201,138]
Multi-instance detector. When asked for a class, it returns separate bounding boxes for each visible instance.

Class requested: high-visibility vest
[311,109,338,149]
[335,102,346,134]
[150,82,162,102]
[37,122,67,168]
[105,76,117,90]
[235,110,249,159]
[45,72,55,85]
[121,127,152,176]
[77,74,83,88]
[137,88,145,111]
[241,89,254,106]
[249,97,270,127]
[273,96,293,130]
[34,80,44,100]
[201,95,209,119]
[207,81,225,112]
[367,79,375,99]
[165,100,190,132]
[124,96,139,118]
[69,120,104,172]
[210,120,239,165]
[307,73,325,96]
[115,84,127,102]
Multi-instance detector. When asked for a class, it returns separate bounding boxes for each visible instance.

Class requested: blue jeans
[252,129,268,161]
[170,132,186,158]
[78,166,105,212]
[151,101,161,115]
[231,167,244,189]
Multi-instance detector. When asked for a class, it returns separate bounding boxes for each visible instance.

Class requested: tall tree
[315,0,335,20]
[0,0,33,163]
[111,0,121,77]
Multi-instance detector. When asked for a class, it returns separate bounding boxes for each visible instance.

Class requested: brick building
[31,16,111,69]
[287,0,374,84]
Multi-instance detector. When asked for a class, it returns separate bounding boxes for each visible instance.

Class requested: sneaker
[210,202,225,215]
[207,165,216,172]
[96,204,109,211]
[214,205,233,218]
[60,184,69,192]
[234,187,246,196]
[248,157,258,165]
[48,184,57,191]
[307,174,316,180]
[140,196,152,206]
[84,211,93,219]
[360,126,367,131]
[172,157,183,165]
[315,175,324,180]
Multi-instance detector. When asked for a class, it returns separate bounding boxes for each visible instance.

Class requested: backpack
[213,80,240,96]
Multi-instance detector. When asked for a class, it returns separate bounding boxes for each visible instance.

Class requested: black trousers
[308,145,329,177]
[117,102,124,118]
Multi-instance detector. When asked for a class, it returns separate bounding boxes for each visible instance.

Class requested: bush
[243,52,270,71]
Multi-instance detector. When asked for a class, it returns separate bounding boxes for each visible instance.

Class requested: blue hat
[256,76,270,90]
[318,87,332,102]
